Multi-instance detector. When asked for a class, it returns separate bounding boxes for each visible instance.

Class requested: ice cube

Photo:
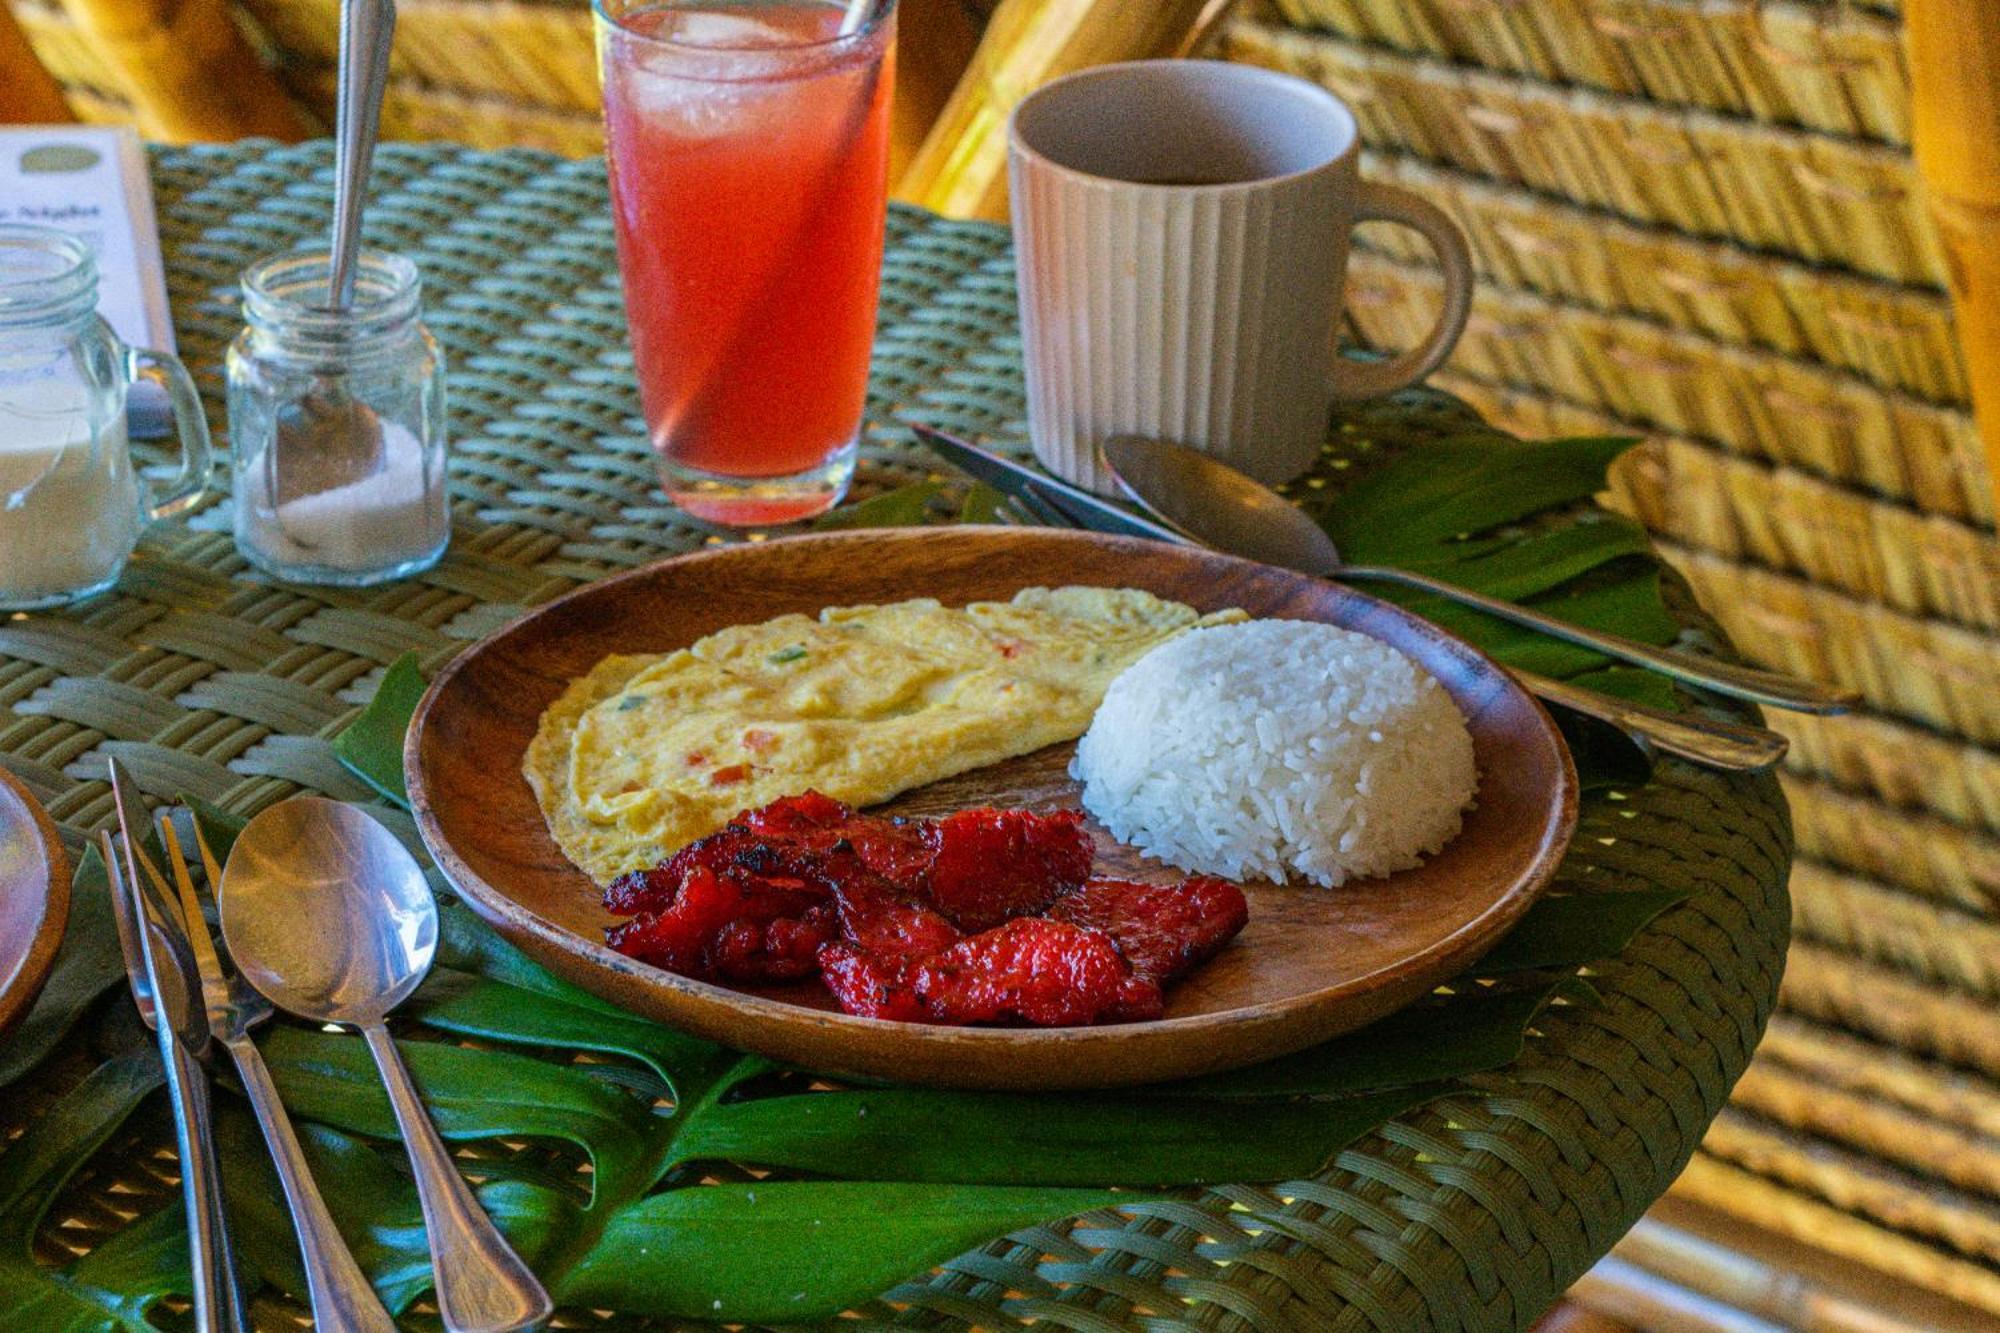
[656,6,801,49]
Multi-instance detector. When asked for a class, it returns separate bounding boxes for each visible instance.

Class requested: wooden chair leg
[58,0,309,143]
[0,4,73,123]
[1905,0,2000,514]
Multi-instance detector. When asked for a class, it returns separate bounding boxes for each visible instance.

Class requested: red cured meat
[910,918,1163,1025]
[821,919,1161,1026]
[601,791,1247,1027]
[920,807,1093,931]
[818,943,924,1021]
[604,864,835,983]
[1046,877,1250,985]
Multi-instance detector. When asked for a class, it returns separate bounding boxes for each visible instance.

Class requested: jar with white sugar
[228,250,448,585]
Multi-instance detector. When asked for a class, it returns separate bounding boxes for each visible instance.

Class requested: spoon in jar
[268,0,395,514]
[219,796,552,1333]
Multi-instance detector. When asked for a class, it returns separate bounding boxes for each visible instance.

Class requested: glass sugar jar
[227,250,448,585]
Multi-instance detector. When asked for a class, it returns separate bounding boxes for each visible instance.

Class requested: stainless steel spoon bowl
[1100,434,1856,716]
[220,796,551,1333]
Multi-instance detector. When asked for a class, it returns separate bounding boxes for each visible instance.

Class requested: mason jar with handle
[0,224,213,610]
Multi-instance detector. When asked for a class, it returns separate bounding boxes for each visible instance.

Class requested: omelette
[525,586,1243,884]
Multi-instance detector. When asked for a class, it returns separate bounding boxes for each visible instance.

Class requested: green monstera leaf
[0,430,1703,1323]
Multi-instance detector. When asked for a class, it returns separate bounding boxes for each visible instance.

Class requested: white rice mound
[1070,619,1478,887]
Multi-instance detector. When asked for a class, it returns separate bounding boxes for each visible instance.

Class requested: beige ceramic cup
[1009,59,1474,493]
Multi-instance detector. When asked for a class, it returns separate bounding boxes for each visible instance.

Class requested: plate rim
[407,526,1578,1058]
[0,768,70,1040]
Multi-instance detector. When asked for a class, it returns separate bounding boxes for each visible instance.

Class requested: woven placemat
[0,141,1790,1331]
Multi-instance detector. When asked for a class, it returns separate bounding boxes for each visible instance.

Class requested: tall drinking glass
[595,0,896,526]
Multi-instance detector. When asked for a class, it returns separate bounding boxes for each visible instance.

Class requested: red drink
[598,0,895,525]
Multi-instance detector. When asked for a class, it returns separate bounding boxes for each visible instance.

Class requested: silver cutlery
[913,425,1791,773]
[219,795,553,1333]
[105,761,248,1333]
[154,814,399,1333]
[1097,432,1855,715]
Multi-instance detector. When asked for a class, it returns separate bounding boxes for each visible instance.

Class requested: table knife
[107,761,248,1333]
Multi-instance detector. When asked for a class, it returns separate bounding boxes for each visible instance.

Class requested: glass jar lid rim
[239,246,426,344]
[0,223,97,318]
[241,248,423,324]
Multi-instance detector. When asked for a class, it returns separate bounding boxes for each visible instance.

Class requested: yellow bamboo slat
[1788,857,2000,992]
[287,72,601,156]
[46,85,128,127]
[1773,708,2000,836]
[1362,152,1967,406]
[56,0,308,142]
[1604,432,1999,632]
[1224,18,1947,286]
[1607,1201,1997,1333]
[894,0,1224,220]
[1347,251,1991,525]
[1667,1152,2000,1320]
[1904,0,2000,518]
[237,0,600,110]
[1667,543,2000,743]
[1781,940,2000,1074]
[1756,1015,2000,1142]
[1784,776,2000,916]
[12,0,121,100]
[1269,0,1911,144]
[1728,1058,2000,1213]
[1699,1110,2000,1268]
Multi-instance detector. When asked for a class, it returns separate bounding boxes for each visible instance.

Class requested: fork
[155,814,400,1333]
[100,820,248,1333]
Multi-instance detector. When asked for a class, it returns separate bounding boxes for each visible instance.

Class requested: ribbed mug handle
[127,346,216,520]
[1328,181,1475,400]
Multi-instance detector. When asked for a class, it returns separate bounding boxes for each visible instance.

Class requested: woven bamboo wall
[1221,0,2000,1321]
[10,0,605,152]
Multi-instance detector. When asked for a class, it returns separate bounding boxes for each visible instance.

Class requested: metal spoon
[268,0,395,511]
[1100,434,1856,715]
[219,796,552,1333]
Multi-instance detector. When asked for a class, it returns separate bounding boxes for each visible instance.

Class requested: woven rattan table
[0,142,1790,1331]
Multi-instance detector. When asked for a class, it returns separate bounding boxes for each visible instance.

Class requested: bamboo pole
[891,0,987,192]
[0,4,73,124]
[58,0,308,143]
[894,0,1228,222]
[1904,0,2000,514]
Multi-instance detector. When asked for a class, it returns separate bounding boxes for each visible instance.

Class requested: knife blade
[911,424,1184,543]
[107,761,248,1333]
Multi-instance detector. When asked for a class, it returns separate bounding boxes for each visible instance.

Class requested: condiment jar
[0,224,213,610]
[227,249,448,585]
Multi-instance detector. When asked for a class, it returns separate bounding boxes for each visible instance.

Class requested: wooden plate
[0,769,69,1041]
[408,528,1577,1090]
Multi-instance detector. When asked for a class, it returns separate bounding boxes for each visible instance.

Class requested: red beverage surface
[600,2,894,521]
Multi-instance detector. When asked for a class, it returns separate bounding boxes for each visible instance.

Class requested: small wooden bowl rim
[0,768,70,1040]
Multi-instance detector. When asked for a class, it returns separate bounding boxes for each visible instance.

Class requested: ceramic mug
[1008,59,1475,494]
